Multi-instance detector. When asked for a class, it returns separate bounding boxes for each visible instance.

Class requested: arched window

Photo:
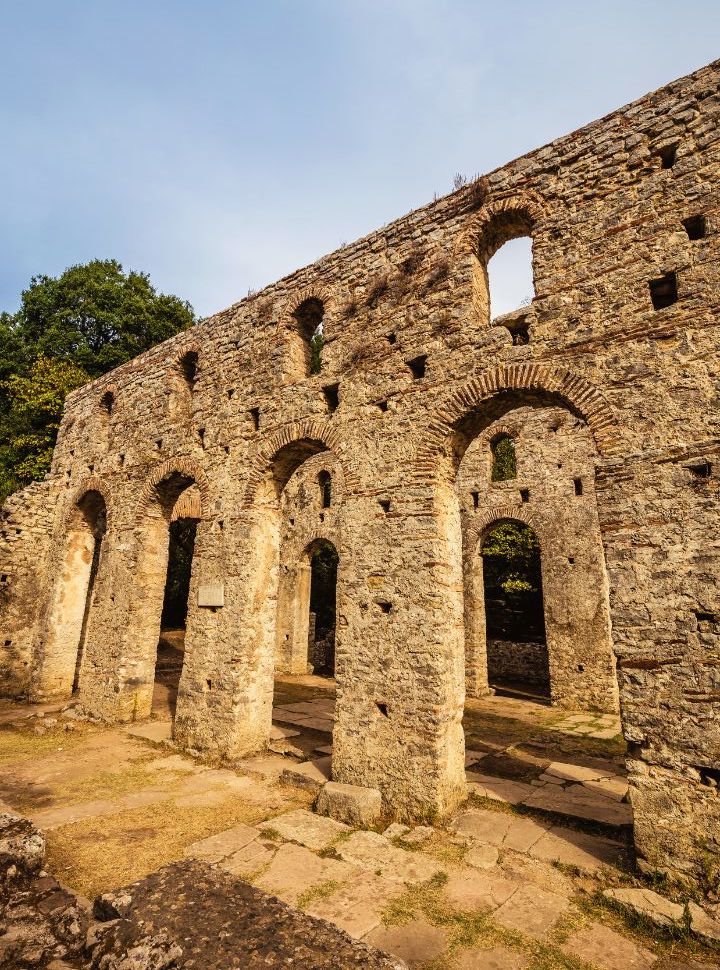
[318,470,332,508]
[179,351,198,392]
[100,390,115,416]
[491,434,516,482]
[472,205,536,341]
[487,236,534,322]
[293,298,324,376]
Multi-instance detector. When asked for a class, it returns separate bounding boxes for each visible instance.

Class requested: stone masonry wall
[1,60,719,884]
[487,639,550,692]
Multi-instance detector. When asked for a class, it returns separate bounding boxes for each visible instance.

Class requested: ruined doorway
[153,517,198,718]
[37,490,107,699]
[308,540,338,678]
[480,520,550,699]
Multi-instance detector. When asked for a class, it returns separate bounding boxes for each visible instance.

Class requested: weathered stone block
[317,781,383,827]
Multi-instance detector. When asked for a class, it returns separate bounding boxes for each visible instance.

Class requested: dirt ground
[0,678,717,969]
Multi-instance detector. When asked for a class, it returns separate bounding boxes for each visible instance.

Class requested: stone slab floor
[0,695,718,969]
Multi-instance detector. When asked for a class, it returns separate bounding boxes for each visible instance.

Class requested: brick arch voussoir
[241,420,359,508]
[281,284,335,325]
[458,191,547,257]
[285,526,343,564]
[59,476,113,537]
[463,504,544,560]
[137,458,210,522]
[415,363,620,485]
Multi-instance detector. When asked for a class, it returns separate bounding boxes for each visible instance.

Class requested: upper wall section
[51,59,720,477]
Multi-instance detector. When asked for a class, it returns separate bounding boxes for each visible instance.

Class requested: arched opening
[129,471,200,722]
[153,500,199,719]
[487,237,535,322]
[38,490,107,699]
[490,433,517,482]
[100,390,115,416]
[471,206,536,342]
[307,539,338,677]
[291,297,324,377]
[480,520,549,699]
[318,470,332,508]
[180,351,198,391]
[451,391,621,808]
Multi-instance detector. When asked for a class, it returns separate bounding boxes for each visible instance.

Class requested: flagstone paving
[1,686,719,968]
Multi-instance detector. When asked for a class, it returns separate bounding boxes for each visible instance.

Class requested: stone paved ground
[0,691,718,969]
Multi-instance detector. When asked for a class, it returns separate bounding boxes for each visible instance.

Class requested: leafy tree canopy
[0,260,196,502]
[0,358,89,499]
[12,259,196,377]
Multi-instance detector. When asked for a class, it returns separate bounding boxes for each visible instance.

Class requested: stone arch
[459,192,547,260]
[463,504,544,563]
[276,527,342,677]
[281,284,335,322]
[280,286,335,379]
[36,483,110,700]
[241,420,359,507]
[459,192,546,329]
[285,526,343,564]
[417,363,621,477]
[98,384,118,417]
[137,459,210,522]
[53,475,114,544]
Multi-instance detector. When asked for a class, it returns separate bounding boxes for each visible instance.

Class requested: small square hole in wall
[323,383,340,414]
[119,453,125,466]
[520,488,530,503]
[378,400,388,413]
[156,439,163,450]
[387,333,397,344]
[377,600,392,614]
[227,388,235,399]
[683,215,706,240]
[658,143,678,169]
[649,272,677,310]
[407,354,427,379]
[379,499,391,513]
[4,640,11,647]
[250,407,260,431]
[574,478,583,496]
[687,460,712,479]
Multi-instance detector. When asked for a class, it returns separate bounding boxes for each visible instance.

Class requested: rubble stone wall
[1,60,719,883]
[487,639,550,691]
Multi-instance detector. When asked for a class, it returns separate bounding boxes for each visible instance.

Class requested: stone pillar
[331,489,467,822]
[596,456,720,886]
[174,508,277,759]
[463,550,492,698]
[275,561,311,674]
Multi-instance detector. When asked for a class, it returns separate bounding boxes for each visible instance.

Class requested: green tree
[14,259,195,377]
[481,521,540,594]
[0,358,89,499]
[0,259,196,502]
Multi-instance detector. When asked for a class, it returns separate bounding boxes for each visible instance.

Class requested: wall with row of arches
[2,61,719,885]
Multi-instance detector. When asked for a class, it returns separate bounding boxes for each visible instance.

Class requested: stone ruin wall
[1,60,719,886]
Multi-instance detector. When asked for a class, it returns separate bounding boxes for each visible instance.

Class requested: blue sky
[1,1,719,319]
